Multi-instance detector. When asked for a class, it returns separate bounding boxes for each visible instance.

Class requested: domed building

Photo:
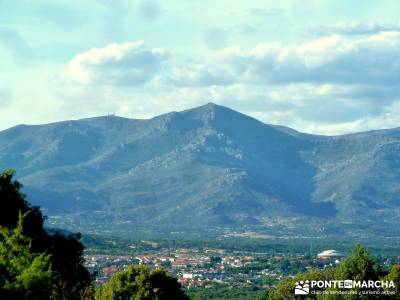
[317,250,346,260]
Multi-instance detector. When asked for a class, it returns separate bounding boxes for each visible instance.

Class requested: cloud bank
[61,29,400,135]
[306,21,400,36]
[67,41,168,86]
[170,31,400,87]
[1,17,397,136]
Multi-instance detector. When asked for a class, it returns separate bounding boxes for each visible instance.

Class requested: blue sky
[1,0,400,134]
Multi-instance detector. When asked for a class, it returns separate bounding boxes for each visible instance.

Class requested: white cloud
[299,101,400,135]
[169,31,400,87]
[162,30,400,134]
[40,29,400,135]
[67,41,168,86]
[306,21,400,36]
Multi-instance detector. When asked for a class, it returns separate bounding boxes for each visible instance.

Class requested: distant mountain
[1,103,399,239]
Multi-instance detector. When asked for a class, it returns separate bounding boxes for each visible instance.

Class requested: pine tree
[0,212,53,300]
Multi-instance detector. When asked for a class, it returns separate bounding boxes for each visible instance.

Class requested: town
[84,246,349,290]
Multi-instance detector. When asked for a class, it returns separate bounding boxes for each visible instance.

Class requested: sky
[1,0,400,135]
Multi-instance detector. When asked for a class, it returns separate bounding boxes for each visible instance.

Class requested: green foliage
[335,244,378,282]
[383,265,400,299]
[0,169,93,299]
[268,268,333,300]
[0,170,45,239]
[186,283,269,300]
[210,256,222,264]
[97,265,189,300]
[269,245,399,300]
[160,260,171,269]
[45,231,93,299]
[0,212,53,300]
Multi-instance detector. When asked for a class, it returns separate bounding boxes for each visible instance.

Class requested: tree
[268,268,332,300]
[45,231,93,299]
[0,212,53,300]
[0,169,93,299]
[335,244,378,282]
[210,256,222,264]
[97,265,189,300]
[383,265,400,299]
[0,170,45,239]
[268,245,399,300]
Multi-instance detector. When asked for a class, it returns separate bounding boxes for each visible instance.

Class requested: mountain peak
[182,102,241,119]
[203,101,219,107]
[2,103,400,238]
[183,102,224,114]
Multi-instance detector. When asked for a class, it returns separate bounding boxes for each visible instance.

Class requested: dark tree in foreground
[0,212,53,300]
[0,170,45,240]
[45,231,93,299]
[0,170,92,299]
[97,265,189,300]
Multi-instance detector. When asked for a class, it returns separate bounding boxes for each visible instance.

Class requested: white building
[317,250,346,259]
[182,273,194,279]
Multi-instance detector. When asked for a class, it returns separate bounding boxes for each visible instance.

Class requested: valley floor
[83,238,400,299]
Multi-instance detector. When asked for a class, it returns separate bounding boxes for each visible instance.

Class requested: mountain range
[1,103,399,239]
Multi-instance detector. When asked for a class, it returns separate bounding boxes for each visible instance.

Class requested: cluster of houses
[84,249,261,286]
[85,248,347,287]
